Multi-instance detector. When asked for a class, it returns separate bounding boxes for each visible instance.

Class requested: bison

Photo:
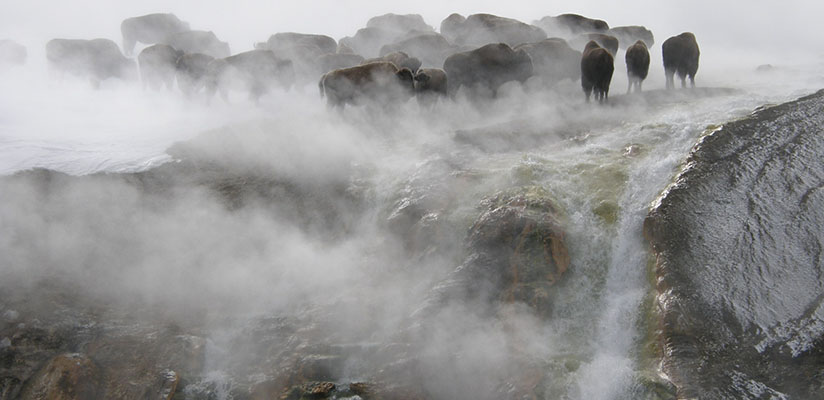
[120,13,190,56]
[175,53,214,96]
[662,32,699,89]
[441,13,547,47]
[162,30,230,59]
[580,40,614,103]
[625,40,650,93]
[514,38,582,85]
[137,44,183,90]
[572,33,618,56]
[379,32,456,68]
[363,51,421,73]
[46,38,136,87]
[205,50,294,103]
[318,61,415,108]
[443,43,533,97]
[607,26,654,48]
[316,53,365,75]
[414,68,448,107]
[534,14,609,38]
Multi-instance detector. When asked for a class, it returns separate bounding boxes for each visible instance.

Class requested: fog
[1,1,823,399]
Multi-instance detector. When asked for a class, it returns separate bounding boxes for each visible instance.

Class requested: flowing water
[1,61,823,398]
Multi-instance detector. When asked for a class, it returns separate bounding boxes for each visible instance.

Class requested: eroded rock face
[645,89,824,399]
[419,186,569,317]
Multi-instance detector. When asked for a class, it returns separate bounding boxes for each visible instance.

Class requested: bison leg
[689,74,695,88]
[665,68,675,90]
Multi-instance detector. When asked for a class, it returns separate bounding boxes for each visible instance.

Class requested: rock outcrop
[645,89,824,399]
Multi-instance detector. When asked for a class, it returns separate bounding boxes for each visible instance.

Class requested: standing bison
[515,38,581,85]
[318,61,415,108]
[580,40,614,103]
[205,50,294,103]
[176,53,214,96]
[120,13,190,56]
[443,43,533,97]
[163,30,230,59]
[414,68,448,107]
[441,14,547,47]
[534,14,609,38]
[46,38,136,87]
[625,40,650,93]
[363,51,422,73]
[662,32,699,89]
[137,44,183,90]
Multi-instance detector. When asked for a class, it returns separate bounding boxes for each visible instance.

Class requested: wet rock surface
[645,89,824,398]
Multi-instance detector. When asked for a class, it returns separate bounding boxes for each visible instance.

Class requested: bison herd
[5,11,702,106]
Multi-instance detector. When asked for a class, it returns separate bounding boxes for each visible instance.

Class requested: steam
[1,2,823,399]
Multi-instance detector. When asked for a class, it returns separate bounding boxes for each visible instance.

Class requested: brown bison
[662,32,699,89]
[363,51,422,73]
[162,30,230,59]
[625,40,650,93]
[580,41,614,103]
[137,44,183,90]
[607,26,654,48]
[175,53,214,96]
[318,61,415,108]
[443,43,534,97]
[120,13,190,56]
[514,38,581,85]
[441,13,547,47]
[46,38,136,87]
[379,32,457,68]
[316,53,365,75]
[572,33,618,56]
[205,50,294,103]
[534,14,609,38]
[414,68,448,107]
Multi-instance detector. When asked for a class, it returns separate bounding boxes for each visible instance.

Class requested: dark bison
[366,13,434,36]
[137,44,183,90]
[580,40,614,103]
[514,38,581,85]
[46,38,136,86]
[163,30,230,59]
[205,50,294,103]
[339,27,398,58]
[316,53,365,75]
[441,13,547,47]
[414,68,448,107]
[318,61,415,108]
[625,40,650,93]
[662,32,699,89]
[379,32,456,68]
[255,32,337,80]
[120,13,190,56]
[443,43,534,97]
[0,40,26,67]
[572,33,618,56]
[363,51,421,73]
[176,53,214,96]
[534,14,609,38]
[607,26,654,48]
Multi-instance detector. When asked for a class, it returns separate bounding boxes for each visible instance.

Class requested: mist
[1,1,823,399]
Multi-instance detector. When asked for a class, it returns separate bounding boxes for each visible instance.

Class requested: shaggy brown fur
[175,53,214,96]
[414,68,447,107]
[662,32,699,89]
[515,38,581,85]
[625,40,650,93]
[138,44,183,91]
[443,42,533,97]
[363,51,422,73]
[580,40,614,103]
[319,61,415,108]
